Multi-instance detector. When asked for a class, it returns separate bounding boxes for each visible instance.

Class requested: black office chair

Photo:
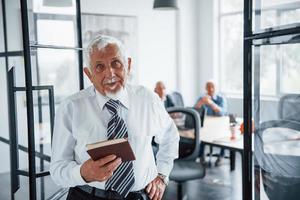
[255,120,300,200]
[279,94,300,122]
[169,92,185,107]
[167,107,206,200]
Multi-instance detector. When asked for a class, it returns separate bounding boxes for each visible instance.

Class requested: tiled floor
[164,153,243,200]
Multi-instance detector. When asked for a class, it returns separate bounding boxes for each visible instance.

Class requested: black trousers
[66,187,150,200]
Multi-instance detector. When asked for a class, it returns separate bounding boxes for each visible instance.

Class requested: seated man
[195,80,227,166]
[195,80,227,116]
[154,81,175,109]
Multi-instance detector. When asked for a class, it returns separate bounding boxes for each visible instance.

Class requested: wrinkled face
[85,44,131,95]
[206,82,215,96]
[154,82,166,99]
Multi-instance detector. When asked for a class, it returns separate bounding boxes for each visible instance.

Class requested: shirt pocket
[73,124,107,162]
[127,134,154,161]
[73,124,106,145]
[127,115,160,137]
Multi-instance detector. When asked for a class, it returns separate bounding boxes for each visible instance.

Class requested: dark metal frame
[7,66,55,200]
[243,1,253,200]
[243,0,300,200]
[0,0,84,200]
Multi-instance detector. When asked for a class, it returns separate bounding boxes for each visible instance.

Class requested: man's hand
[146,177,166,200]
[206,98,214,105]
[202,95,212,104]
[80,154,122,182]
[195,95,211,109]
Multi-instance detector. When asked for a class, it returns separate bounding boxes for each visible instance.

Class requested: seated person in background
[154,81,175,109]
[195,80,227,116]
[195,79,228,166]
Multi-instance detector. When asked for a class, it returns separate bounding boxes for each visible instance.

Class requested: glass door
[243,0,300,200]
[0,0,83,199]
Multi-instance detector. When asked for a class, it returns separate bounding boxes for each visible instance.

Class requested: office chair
[169,92,185,107]
[167,107,206,200]
[255,120,300,200]
[279,94,300,122]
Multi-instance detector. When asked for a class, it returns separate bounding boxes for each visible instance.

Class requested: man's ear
[83,67,92,81]
[127,57,132,74]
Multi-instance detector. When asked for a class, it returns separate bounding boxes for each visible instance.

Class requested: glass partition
[253,29,300,200]
[0,0,82,199]
[5,0,23,51]
[28,0,77,47]
[254,0,300,32]
[0,0,4,52]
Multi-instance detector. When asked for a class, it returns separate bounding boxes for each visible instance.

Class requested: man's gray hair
[206,79,217,86]
[85,35,128,71]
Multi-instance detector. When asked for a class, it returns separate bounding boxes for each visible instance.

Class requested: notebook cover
[87,140,136,162]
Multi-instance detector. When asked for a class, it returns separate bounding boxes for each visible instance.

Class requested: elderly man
[50,35,179,200]
[195,80,227,116]
[195,80,227,166]
[154,81,174,109]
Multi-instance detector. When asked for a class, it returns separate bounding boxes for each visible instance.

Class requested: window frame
[218,0,300,98]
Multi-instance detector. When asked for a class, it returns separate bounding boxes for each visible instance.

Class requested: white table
[179,116,246,170]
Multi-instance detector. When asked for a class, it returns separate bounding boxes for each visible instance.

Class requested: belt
[76,185,148,200]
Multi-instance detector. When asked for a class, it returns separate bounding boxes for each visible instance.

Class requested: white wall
[81,0,177,92]
[197,0,215,96]
[0,59,10,173]
[177,0,199,106]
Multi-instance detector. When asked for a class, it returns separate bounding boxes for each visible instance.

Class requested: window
[218,0,300,96]
[218,0,243,94]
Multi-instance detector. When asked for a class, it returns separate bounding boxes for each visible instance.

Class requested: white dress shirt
[50,84,179,191]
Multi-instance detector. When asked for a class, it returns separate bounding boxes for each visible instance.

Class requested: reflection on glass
[263,127,300,157]
[36,19,76,47]
[220,14,243,94]
[32,48,79,101]
[281,44,300,93]
[220,0,243,13]
[259,10,277,29]
[28,0,77,46]
[260,46,276,95]
[5,0,23,51]
[0,58,8,140]
[33,90,53,147]
[257,0,300,30]
[255,120,300,200]
[33,0,76,15]
[8,56,25,87]
[255,41,300,200]
[0,0,5,52]
[258,43,300,96]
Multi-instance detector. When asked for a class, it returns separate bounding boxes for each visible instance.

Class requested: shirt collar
[94,86,130,110]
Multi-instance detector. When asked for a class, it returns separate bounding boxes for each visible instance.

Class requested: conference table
[179,116,247,171]
[201,116,245,170]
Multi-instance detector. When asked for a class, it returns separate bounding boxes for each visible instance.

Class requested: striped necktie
[104,99,135,197]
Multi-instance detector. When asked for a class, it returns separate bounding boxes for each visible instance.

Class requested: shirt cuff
[72,164,87,186]
[157,162,173,178]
